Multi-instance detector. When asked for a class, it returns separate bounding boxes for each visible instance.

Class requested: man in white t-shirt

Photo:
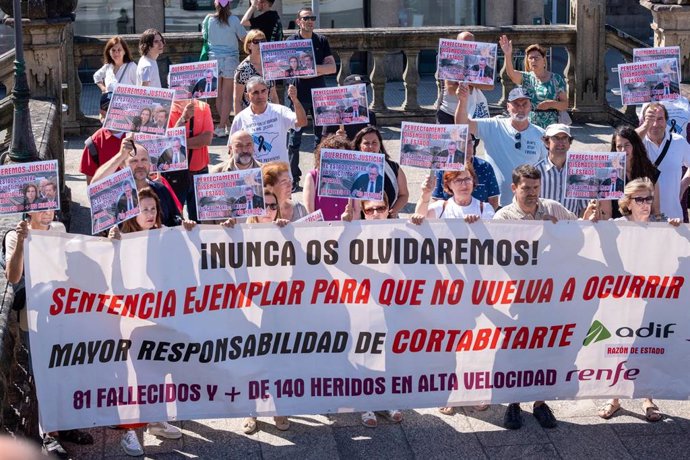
[636,102,690,220]
[456,85,547,206]
[136,28,165,87]
[230,76,307,164]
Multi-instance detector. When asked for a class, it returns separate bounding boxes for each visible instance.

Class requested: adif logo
[583,320,611,346]
[584,321,676,346]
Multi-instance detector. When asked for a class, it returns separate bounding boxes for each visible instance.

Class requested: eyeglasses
[300,15,317,21]
[251,39,266,44]
[363,206,388,215]
[514,132,521,150]
[265,203,279,210]
[631,196,654,204]
[451,177,473,186]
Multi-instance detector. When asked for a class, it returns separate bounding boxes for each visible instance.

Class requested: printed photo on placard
[565,152,627,200]
[312,84,369,126]
[87,168,139,234]
[295,209,324,223]
[633,46,682,83]
[103,84,176,135]
[0,160,60,215]
[194,168,264,221]
[437,39,497,85]
[134,127,188,173]
[400,122,468,171]
[169,60,219,99]
[318,149,386,201]
[260,39,317,81]
[618,58,680,105]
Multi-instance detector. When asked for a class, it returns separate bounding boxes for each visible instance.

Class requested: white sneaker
[147,421,182,439]
[214,127,228,138]
[121,430,143,457]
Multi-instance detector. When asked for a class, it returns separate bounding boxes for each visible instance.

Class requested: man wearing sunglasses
[287,7,337,193]
[456,85,547,208]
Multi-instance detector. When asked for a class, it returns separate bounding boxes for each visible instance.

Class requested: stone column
[485,0,513,26]
[640,0,690,82]
[570,0,608,122]
[134,0,165,33]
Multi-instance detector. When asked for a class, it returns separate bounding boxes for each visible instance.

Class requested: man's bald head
[229,130,255,168]
[458,31,475,41]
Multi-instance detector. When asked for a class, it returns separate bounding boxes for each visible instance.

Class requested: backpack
[1,229,26,313]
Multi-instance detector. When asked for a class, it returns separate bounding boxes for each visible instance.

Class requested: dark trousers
[436,109,455,125]
[288,104,321,185]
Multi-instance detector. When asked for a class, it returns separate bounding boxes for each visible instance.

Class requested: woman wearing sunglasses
[597,177,680,422]
[234,30,279,116]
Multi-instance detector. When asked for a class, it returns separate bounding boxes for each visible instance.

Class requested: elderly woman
[353,126,409,218]
[597,177,680,422]
[262,161,308,221]
[108,188,193,456]
[499,35,568,129]
[414,164,495,222]
[93,36,137,93]
[303,134,353,221]
[234,29,279,116]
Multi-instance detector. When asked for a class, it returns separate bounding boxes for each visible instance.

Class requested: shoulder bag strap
[654,137,672,168]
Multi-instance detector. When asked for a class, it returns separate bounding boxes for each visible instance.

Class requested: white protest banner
[312,84,369,126]
[25,220,690,432]
[400,122,468,171]
[437,39,497,85]
[134,127,188,173]
[104,84,176,136]
[318,149,385,201]
[618,59,680,105]
[194,168,264,221]
[169,60,219,99]
[260,39,316,81]
[0,160,60,215]
[565,152,627,200]
[87,168,139,234]
[633,46,682,83]
[295,209,324,223]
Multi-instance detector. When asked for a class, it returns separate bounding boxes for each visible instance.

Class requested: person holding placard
[136,28,165,87]
[286,7,337,193]
[303,134,352,221]
[201,0,247,137]
[499,36,568,129]
[234,30,279,115]
[93,36,137,94]
[262,161,308,221]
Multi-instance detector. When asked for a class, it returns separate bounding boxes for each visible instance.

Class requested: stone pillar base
[640,1,690,82]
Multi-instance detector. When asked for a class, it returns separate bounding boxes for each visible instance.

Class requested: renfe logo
[584,321,676,345]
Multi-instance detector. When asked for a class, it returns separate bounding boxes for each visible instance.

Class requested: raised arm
[240,0,257,27]
[454,83,478,136]
[91,134,134,183]
[288,84,308,128]
[499,35,523,86]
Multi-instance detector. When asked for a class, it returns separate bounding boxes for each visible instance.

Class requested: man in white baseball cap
[534,123,586,216]
[456,85,547,206]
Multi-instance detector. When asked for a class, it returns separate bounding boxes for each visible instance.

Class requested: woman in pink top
[303,134,353,221]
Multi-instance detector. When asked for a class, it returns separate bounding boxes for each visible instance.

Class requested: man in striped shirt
[534,123,586,217]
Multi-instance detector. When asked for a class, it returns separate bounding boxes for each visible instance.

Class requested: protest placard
[25,220,690,431]
[87,168,139,234]
[260,39,316,81]
[400,122,468,171]
[169,60,219,99]
[565,152,627,200]
[134,127,188,173]
[618,59,680,105]
[0,160,60,215]
[633,46,682,83]
[318,149,385,201]
[194,168,264,221]
[312,84,369,126]
[103,84,176,136]
[295,208,324,223]
[437,39,497,85]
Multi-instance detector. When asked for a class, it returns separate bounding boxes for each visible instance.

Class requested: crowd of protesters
[4,1,690,457]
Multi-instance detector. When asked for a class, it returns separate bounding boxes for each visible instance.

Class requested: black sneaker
[532,402,557,428]
[503,403,523,430]
[43,435,69,459]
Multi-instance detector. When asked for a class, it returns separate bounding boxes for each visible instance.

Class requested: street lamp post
[8,0,38,162]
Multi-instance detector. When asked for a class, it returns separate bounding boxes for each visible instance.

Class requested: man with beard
[456,85,547,206]
[92,134,182,227]
[211,130,261,172]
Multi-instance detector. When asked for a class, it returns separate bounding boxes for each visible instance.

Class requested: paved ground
[55,120,690,459]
